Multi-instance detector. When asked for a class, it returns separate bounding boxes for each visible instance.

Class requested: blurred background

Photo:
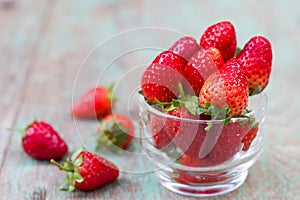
[1,0,300,199]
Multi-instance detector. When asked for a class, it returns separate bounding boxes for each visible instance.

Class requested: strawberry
[16,121,68,160]
[165,106,203,157]
[199,58,248,116]
[150,112,172,149]
[173,119,255,184]
[51,149,119,192]
[237,36,272,95]
[97,114,134,150]
[141,51,188,104]
[183,47,224,95]
[242,125,259,151]
[169,36,201,60]
[200,121,252,165]
[200,21,237,62]
[72,86,113,118]
[175,120,253,166]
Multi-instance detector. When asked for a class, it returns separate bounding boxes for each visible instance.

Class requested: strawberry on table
[199,58,249,116]
[183,47,224,95]
[51,149,119,192]
[72,86,113,119]
[15,121,68,160]
[141,51,188,104]
[169,36,201,60]
[97,114,134,150]
[200,21,237,62]
[237,36,272,95]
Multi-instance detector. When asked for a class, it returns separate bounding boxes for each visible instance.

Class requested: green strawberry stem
[8,120,37,138]
[7,128,26,138]
[50,148,84,192]
[50,159,74,172]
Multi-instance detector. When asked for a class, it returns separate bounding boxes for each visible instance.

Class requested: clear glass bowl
[138,93,267,197]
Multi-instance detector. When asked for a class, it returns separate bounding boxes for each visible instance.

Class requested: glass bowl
[138,92,267,197]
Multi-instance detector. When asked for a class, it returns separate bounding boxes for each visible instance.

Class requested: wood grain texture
[0,0,53,172]
[0,0,299,199]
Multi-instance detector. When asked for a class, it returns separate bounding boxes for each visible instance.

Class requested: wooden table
[1,0,300,199]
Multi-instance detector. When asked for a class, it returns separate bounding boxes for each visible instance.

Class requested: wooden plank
[0,0,60,199]
[0,0,53,169]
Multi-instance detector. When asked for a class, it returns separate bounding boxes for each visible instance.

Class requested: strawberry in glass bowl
[138,21,272,197]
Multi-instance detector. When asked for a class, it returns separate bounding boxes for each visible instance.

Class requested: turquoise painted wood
[0,0,300,199]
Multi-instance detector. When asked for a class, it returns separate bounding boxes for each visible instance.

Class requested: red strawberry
[169,36,201,60]
[242,125,259,151]
[17,121,68,160]
[51,149,119,192]
[141,51,188,104]
[150,112,172,149]
[183,47,224,95]
[97,114,134,150]
[176,120,253,167]
[200,21,237,62]
[237,36,272,95]
[165,106,204,157]
[72,86,113,118]
[174,119,256,184]
[200,121,252,165]
[199,58,249,116]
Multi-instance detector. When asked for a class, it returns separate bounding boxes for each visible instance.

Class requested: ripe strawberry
[17,121,68,160]
[199,58,248,116]
[183,47,224,95]
[97,114,134,150]
[237,36,272,95]
[174,118,256,184]
[200,121,252,165]
[51,149,119,192]
[72,86,113,118]
[141,51,188,104]
[175,120,253,167]
[200,21,237,62]
[242,125,259,151]
[150,112,172,149]
[169,36,201,60]
[165,106,203,157]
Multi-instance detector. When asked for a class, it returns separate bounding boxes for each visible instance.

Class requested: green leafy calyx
[96,118,129,151]
[50,148,84,192]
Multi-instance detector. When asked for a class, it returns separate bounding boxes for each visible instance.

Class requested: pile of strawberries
[140,21,272,168]
[14,86,135,192]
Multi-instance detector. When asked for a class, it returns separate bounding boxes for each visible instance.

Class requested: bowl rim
[138,92,268,123]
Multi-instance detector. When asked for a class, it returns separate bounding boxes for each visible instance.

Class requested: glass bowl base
[155,170,248,197]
